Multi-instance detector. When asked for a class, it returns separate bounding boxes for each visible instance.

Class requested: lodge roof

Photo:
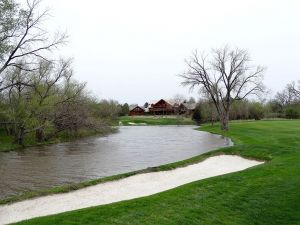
[129,99,196,112]
[149,99,176,106]
[129,104,138,111]
[129,104,145,111]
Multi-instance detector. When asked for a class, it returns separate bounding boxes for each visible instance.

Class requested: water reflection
[0,126,232,199]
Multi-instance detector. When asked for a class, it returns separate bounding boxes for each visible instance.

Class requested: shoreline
[3,120,298,225]
[0,126,117,153]
[0,127,232,205]
[0,155,264,225]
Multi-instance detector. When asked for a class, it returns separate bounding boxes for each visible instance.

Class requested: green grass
[11,120,300,225]
[0,129,20,151]
[118,115,195,126]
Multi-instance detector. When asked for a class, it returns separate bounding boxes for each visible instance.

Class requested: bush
[98,100,121,119]
[249,102,265,120]
[285,107,299,119]
[119,103,129,116]
[192,106,202,125]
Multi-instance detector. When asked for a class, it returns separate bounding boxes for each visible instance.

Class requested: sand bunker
[0,155,263,225]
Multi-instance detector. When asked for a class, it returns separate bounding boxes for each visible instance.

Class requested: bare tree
[172,94,186,116]
[180,45,265,130]
[172,94,185,105]
[275,81,300,109]
[275,88,294,106]
[288,80,300,99]
[0,0,67,92]
[187,97,196,103]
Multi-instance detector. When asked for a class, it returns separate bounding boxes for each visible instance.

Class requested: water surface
[0,126,231,199]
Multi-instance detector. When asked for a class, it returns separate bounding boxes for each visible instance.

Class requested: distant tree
[269,80,300,119]
[267,100,284,114]
[229,100,250,120]
[196,98,218,126]
[192,105,202,125]
[287,80,300,99]
[172,94,186,105]
[172,94,186,115]
[143,102,149,108]
[180,45,265,130]
[98,100,121,119]
[120,103,129,116]
[285,107,299,119]
[249,102,265,120]
[275,87,295,106]
[187,97,196,103]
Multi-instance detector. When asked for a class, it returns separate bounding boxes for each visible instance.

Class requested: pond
[0,126,232,199]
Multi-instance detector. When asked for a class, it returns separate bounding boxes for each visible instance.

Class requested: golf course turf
[11,120,300,225]
[118,116,196,126]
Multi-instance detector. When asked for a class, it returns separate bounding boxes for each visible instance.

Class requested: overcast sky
[40,0,300,104]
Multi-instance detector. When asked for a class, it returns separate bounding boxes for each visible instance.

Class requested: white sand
[0,155,263,225]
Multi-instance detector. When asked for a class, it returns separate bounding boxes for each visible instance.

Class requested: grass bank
[9,120,300,224]
[118,115,195,126]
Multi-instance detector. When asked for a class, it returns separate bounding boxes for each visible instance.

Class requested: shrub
[192,106,202,125]
[249,102,265,120]
[285,107,299,119]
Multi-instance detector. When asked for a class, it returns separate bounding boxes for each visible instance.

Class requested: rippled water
[0,126,231,199]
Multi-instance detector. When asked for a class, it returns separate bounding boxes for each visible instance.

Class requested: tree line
[180,45,299,130]
[0,0,126,147]
[1,0,298,143]
[191,80,300,125]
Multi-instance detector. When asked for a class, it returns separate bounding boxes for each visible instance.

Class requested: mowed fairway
[118,116,195,125]
[13,120,300,225]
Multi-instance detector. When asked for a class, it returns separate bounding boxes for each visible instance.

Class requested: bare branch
[179,45,265,130]
[0,0,68,91]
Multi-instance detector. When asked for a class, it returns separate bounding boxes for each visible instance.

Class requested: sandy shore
[0,155,263,225]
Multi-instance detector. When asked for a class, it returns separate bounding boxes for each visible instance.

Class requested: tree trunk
[8,127,15,136]
[16,126,25,145]
[220,111,229,131]
[35,128,45,142]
